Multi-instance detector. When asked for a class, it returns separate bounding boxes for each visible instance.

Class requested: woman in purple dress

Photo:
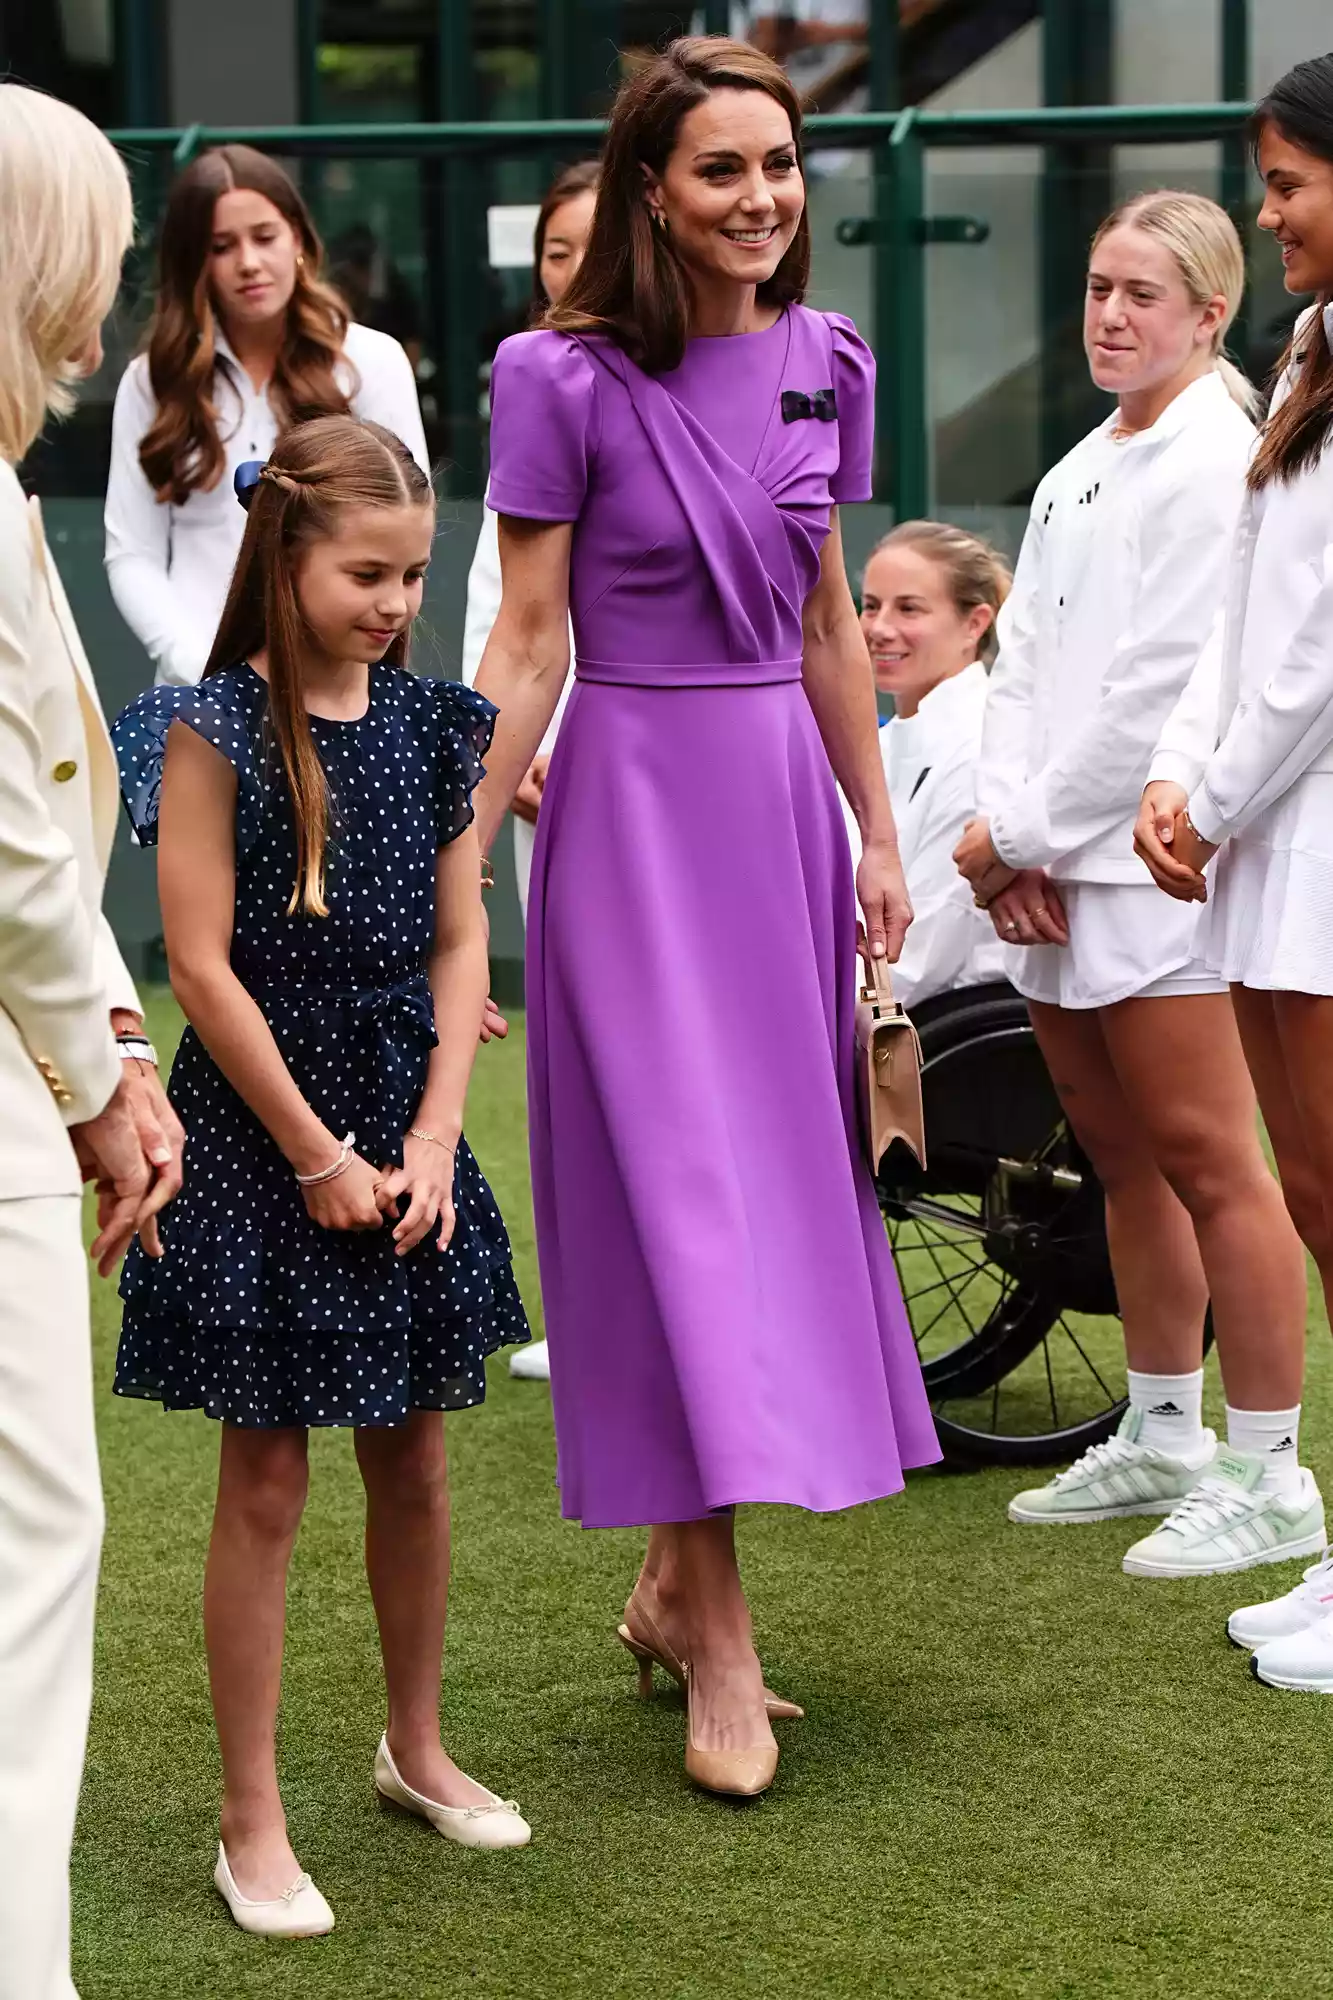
[473,35,938,1798]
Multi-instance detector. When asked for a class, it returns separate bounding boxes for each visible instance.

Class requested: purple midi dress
[487,304,939,1528]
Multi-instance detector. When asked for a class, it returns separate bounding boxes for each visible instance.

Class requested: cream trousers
[0,1196,103,2000]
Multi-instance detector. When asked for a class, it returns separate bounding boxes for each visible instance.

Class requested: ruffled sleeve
[486,330,599,523]
[111,672,265,852]
[825,312,876,505]
[421,679,497,846]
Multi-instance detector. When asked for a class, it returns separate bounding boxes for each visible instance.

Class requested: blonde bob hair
[0,84,133,464]
[1091,189,1256,415]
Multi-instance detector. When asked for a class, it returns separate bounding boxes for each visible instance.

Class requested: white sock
[1226,1403,1303,1496]
[1127,1367,1207,1457]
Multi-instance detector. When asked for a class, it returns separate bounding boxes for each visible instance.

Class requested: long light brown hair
[547,36,809,373]
[1248,56,1333,488]
[140,146,355,505]
[206,416,433,917]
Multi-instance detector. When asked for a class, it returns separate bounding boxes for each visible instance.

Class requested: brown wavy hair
[547,36,809,373]
[140,146,355,505]
[1248,56,1333,489]
[205,415,434,917]
[532,158,601,313]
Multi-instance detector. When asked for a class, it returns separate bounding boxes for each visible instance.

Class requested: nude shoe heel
[682,1666,779,1799]
[616,1604,805,1720]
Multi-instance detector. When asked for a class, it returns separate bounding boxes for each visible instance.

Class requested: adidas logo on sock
[1272,1435,1296,1452]
[1148,1400,1183,1416]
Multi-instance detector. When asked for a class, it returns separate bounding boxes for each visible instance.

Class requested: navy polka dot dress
[111,662,529,1428]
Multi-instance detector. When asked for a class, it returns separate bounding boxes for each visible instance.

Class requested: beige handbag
[855,954,926,1178]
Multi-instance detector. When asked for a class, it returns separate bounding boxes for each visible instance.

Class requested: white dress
[845,662,1006,1010]
[977,372,1253,1009]
[1149,308,1333,994]
[460,506,572,924]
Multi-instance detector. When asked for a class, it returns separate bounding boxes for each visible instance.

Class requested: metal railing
[107,101,1257,520]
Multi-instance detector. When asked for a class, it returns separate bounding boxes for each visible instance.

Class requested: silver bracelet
[295,1133,356,1186]
[409,1127,457,1154]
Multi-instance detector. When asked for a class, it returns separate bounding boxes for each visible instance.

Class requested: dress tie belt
[250,971,437,1163]
[575,656,804,690]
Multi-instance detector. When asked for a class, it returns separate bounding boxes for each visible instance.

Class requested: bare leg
[354,1414,492,1810]
[1028,1003,1209,1373]
[1099,993,1306,1409]
[205,1425,309,1899]
[636,1515,774,1754]
[1268,991,1333,1315]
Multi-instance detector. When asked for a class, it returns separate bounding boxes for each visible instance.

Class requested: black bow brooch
[781,388,837,424]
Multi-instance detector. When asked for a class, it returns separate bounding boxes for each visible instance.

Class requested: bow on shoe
[780,388,838,424]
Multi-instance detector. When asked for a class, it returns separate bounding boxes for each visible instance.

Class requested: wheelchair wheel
[878,983,1210,1469]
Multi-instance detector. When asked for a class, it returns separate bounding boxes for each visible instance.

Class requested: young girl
[849,521,1010,1011]
[111,415,530,1938]
[955,190,1318,1579]
[105,145,428,689]
[1136,57,1333,1685]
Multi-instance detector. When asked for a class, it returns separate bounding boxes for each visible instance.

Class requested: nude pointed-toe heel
[612,1608,800,1720]
[617,1600,804,1720]
[682,1667,778,1800]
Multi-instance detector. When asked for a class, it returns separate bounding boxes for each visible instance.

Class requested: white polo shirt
[104,319,430,687]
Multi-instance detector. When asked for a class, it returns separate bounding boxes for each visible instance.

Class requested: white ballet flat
[213,1843,335,1938]
[373,1735,531,1850]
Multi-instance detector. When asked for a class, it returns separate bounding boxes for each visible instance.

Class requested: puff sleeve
[422,680,497,846]
[112,674,266,854]
[826,313,876,505]
[486,331,600,523]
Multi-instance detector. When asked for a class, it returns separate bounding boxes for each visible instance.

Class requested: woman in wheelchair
[848,522,1009,1012]
[953,190,1317,1580]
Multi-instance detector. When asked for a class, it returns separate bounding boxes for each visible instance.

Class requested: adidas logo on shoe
[1272,1436,1296,1453]
[1148,1401,1183,1416]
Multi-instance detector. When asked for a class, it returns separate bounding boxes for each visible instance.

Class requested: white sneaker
[1251,1609,1333,1691]
[1122,1446,1325,1578]
[214,1844,334,1938]
[510,1339,550,1382]
[1227,1548,1333,1650]
[1007,1405,1215,1525]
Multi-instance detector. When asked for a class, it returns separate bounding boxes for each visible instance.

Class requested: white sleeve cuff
[1185,784,1229,846]
[989,795,1051,871]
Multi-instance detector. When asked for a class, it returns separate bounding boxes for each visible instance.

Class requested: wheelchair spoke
[1042,1334,1059,1427]
[1053,1314,1117,1405]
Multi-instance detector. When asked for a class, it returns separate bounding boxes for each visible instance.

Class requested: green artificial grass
[75,992,1333,1999]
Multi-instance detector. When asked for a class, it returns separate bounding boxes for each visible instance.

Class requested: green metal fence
[106,100,1259,523]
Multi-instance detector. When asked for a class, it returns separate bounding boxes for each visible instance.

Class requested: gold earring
[296,252,305,270]
[650,209,666,233]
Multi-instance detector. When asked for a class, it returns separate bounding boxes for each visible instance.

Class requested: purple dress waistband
[575,657,804,690]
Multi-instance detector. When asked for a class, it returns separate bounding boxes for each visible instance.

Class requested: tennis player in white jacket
[956,191,1317,1580]
[846,521,1009,1011]
[1136,58,1333,1683]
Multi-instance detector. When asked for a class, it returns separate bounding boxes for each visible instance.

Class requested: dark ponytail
[1248,54,1333,489]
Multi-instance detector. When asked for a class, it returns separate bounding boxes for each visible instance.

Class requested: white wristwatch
[117,1036,158,1067]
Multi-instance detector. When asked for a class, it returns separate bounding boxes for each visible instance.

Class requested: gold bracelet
[480,856,495,890]
[409,1127,457,1154]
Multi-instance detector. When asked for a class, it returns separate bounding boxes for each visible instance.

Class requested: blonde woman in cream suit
[0,86,183,2000]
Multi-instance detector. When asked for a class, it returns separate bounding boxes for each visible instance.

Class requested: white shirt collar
[1097,367,1231,451]
[888,658,987,745]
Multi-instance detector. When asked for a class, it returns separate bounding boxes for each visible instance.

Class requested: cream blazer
[0,458,140,1200]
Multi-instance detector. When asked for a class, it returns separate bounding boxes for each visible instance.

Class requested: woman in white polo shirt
[105,145,428,686]
[955,191,1316,1582]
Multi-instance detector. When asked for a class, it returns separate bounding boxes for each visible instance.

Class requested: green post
[296,0,319,123]
[700,1,731,32]
[1039,0,1113,470]
[885,109,927,521]
[868,0,902,510]
[1220,0,1250,372]
[436,1,483,493]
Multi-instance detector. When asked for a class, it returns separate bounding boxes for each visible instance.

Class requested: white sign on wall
[487,205,542,269]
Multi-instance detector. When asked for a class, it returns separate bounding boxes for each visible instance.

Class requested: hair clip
[234,459,266,511]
